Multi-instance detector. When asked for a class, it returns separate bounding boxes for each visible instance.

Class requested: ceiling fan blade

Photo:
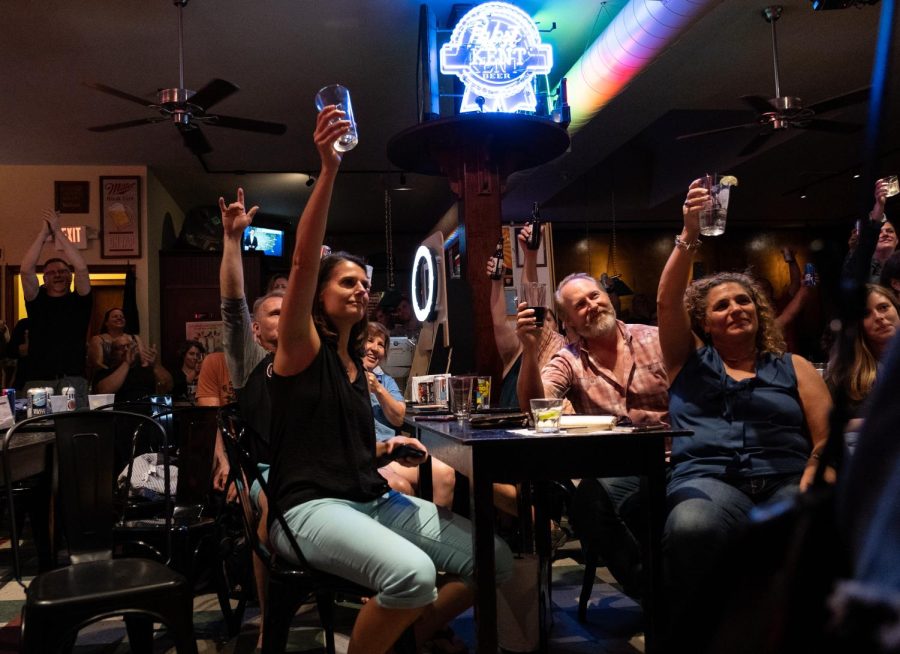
[737,130,775,157]
[800,118,863,134]
[88,117,166,132]
[178,125,212,155]
[740,95,776,115]
[676,122,760,140]
[204,113,287,135]
[806,87,870,115]
[188,78,239,111]
[84,81,157,108]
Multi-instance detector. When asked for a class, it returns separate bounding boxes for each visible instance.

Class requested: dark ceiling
[2,0,896,237]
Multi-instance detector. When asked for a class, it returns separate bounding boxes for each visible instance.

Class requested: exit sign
[60,225,88,249]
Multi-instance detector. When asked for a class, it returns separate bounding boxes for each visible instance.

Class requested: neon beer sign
[440,2,552,113]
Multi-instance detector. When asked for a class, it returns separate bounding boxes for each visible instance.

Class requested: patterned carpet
[0,533,645,653]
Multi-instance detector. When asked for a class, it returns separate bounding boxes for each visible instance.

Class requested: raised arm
[843,179,889,278]
[218,188,259,301]
[775,285,810,331]
[778,248,801,297]
[274,107,349,377]
[44,210,90,296]
[657,179,707,380]
[487,256,521,372]
[870,177,888,222]
[518,224,539,286]
[515,301,546,412]
[21,219,52,302]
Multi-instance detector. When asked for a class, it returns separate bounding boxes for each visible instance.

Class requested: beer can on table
[61,386,77,411]
[27,388,48,417]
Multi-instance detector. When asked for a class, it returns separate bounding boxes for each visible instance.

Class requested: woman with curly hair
[825,284,899,451]
[656,178,832,631]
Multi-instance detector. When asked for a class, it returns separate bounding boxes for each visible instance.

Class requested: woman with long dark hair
[263,106,512,654]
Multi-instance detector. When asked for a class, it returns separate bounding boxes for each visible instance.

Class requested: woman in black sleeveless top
[267,106,512,654]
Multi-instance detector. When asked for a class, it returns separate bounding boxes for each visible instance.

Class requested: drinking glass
[314,84,359,152]
[449,376,474,422]
[521,282,547,328]
[879,174,899,198]
[699,173,734,236]
[530,398,564,434]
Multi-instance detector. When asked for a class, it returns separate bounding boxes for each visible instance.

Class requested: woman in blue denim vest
[656,178,832,634]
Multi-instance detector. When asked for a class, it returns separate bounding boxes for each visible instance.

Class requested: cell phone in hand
[390,444,427,461]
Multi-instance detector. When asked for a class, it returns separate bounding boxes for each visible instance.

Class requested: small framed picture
[100,176,141,258]
[54,181,90,213]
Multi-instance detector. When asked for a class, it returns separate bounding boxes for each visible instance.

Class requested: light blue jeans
[270,490,514,609]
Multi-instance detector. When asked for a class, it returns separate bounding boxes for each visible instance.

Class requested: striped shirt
[541,321,669,424]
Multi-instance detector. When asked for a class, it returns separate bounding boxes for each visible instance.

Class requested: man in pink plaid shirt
[515,272,669,600]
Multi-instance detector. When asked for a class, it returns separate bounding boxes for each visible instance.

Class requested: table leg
[641,449,668,654]
[533,481,551,653]
[470,465,498,653]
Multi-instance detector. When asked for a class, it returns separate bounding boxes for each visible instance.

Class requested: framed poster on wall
[54,181,90,213]
[100,176,141,258]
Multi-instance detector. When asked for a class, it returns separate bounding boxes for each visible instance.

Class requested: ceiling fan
[85,0,286,165]
[676,5,868,157]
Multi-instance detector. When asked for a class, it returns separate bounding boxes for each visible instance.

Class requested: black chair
[218,405,416,654]
[111,405,244,637]
[116,406,218,565]
[3,411,198,654]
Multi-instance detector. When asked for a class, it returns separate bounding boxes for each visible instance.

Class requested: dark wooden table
[2,429,55,570]
[405,417,689,654]
[1,430,54,483]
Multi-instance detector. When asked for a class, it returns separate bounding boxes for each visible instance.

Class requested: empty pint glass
[314,84,359,152]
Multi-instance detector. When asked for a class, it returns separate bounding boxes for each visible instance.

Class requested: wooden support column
[388,114,569,391]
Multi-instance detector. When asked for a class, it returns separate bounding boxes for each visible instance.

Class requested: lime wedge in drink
[537,408,562,422]
[720,175,738,187]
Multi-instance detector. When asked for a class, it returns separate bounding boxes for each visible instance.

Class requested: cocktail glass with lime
[530,398,564,434]
[699,174,738,236]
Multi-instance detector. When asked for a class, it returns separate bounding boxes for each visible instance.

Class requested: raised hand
[517,223,533,249]
[218,187,259,240]
[515,300,542,350]
[872,178,889,219]
[41,209,61,234]
[681,178,708,237]
[486,256,501,279]
[140,343,158,368]
[314,105,350,172]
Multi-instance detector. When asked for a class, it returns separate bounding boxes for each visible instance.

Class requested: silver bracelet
[674,234,702,251]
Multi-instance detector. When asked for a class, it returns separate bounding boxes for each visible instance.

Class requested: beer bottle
[489,236,505,280]
[526,202,542,250]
